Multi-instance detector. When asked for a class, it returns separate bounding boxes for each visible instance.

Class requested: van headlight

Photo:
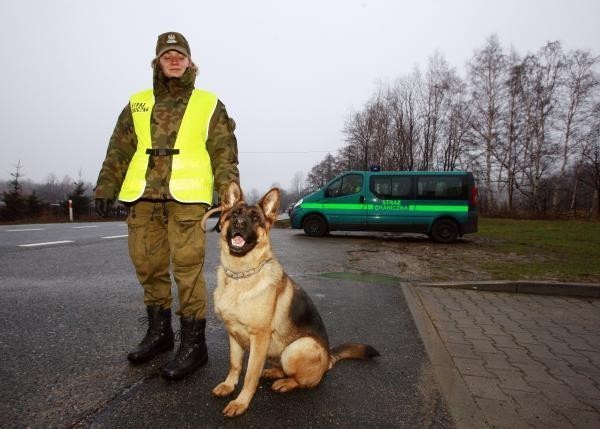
[294,199,303,208]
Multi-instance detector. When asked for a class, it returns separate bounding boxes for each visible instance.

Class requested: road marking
[72,225,99,229]
[101,235,128,239]
[19,240,74,247]
[4,228,45,232]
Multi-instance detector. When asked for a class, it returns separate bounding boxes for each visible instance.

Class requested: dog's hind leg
[272,337,328,392]
[262,367,285,379]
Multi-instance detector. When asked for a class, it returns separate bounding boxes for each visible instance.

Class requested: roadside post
[68,199,73,222]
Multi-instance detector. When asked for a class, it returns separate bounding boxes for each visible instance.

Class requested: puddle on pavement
[316,271,402,286]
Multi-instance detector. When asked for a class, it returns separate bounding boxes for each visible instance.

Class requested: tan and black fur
[210,182,379,417]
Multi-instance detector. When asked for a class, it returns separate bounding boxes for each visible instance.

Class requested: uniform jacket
[95,64,239,203]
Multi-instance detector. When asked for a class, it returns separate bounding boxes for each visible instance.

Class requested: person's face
[159,50,190,78]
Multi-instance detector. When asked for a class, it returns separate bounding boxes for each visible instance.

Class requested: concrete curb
[401,284,488,429]
[413,280,600,298]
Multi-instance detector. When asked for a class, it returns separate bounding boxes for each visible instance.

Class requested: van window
[370,176,412,199]
[417,176,466,199]
[326,174,363,198]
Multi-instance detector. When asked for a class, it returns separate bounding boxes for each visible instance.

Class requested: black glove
[95,198,113,218]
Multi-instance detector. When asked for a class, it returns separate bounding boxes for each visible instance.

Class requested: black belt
[146,148,180,156]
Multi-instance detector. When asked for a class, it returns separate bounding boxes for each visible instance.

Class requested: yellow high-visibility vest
[119,88,218,203]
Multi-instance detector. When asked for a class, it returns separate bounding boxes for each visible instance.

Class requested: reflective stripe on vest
[119,89,218,203]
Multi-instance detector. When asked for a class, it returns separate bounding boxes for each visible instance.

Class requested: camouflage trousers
[126,200,208,319]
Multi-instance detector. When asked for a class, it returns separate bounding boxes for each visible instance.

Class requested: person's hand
[95,198,113,218]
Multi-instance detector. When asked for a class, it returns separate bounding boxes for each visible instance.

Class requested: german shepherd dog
[205,182,379,417]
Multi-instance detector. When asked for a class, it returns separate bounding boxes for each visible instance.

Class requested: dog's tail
[328,343,380,370]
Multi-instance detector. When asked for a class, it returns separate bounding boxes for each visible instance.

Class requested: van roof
[345,170,472,176]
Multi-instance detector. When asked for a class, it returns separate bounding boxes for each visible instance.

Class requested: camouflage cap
[156,32,190,58]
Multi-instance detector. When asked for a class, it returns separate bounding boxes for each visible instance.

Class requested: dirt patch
[340,233,549,282]
[348,248,428,280]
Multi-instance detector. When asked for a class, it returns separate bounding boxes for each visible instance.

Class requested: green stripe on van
[300,203,468,212]
[409,205,468,212]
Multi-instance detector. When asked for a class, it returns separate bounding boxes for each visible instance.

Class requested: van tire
[431,219,459,243]
[303,215,327,237]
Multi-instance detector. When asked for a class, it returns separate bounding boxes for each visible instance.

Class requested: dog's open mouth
[226,223,257,256]
[230,233,246,249]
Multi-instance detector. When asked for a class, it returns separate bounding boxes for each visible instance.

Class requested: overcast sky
[1,0,599,196]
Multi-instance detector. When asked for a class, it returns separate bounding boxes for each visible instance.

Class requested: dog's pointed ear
[222,182,243,211]
[260,188,280,225]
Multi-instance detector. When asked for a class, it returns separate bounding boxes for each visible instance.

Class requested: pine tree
[68,179,91,219]
[27,191,47,218]
[1,161,26,221]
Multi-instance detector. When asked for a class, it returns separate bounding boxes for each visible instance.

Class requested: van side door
[366,175,417,231]
[322,173,366,229]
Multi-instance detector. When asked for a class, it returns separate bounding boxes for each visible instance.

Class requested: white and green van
[290,170,478,243]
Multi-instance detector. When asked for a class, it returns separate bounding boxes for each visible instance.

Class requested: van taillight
[470,186,478,208]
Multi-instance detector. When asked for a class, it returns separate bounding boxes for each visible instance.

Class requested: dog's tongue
[231,235,245,248]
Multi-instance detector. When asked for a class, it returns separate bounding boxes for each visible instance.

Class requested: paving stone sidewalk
[403,285,600,429]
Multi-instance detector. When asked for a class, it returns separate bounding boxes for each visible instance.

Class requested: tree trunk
[589,189,599,220]
[569,176,578,213]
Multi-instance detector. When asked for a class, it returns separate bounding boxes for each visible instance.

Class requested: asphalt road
[0,221,452,428]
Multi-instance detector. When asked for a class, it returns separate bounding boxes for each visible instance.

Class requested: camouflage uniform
[95,53,239,319]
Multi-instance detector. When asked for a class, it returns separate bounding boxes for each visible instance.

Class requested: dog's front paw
[212,382,235,397]
[223,399,249,417]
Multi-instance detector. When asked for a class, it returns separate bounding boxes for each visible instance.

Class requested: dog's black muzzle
[226,218,257,256]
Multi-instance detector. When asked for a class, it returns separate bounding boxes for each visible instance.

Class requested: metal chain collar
[223,258,273,280]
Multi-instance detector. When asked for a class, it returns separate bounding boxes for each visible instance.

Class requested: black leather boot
[127,306,174,364]
[160,317,208,381]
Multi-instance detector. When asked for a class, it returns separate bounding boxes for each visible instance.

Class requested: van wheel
[431,219,459,243]
[303,215,327,237]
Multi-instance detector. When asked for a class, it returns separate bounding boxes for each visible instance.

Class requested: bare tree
[386,70,421,170]
[518,42,564,213]
[497,52,527,213]
[290,171,304,200]
[343,106,377,170]
[552,49,599,212]
[580,102,600,218]
[466,34,508,212]
[369,94,391,170]
[420,52,453,170]
[305,153,338,191]
[335,144,359,172]
[442,81,471,171]
[38,173,74,203]
[245,189,261,204]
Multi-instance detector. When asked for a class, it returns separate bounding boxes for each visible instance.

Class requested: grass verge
[476,217,600,282]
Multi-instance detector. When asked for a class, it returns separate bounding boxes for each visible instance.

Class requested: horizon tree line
[0,162,94,221]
